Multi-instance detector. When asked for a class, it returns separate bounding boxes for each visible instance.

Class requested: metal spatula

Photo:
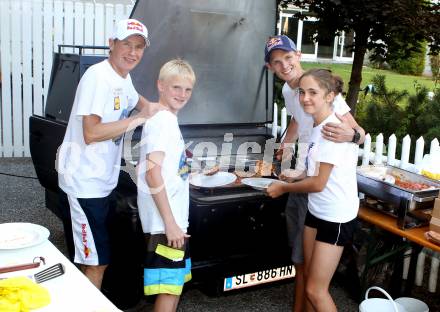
[33,263,65,283]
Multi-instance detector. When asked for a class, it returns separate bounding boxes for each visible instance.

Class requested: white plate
[0,223,50,250]
[241,177,284,191]
[190,172,237,188]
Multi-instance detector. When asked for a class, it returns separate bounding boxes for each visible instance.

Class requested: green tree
[430,54,440,87]
[387,41,427,76]
[356,75,408,139]
[415,88,440,145]
[278,0,440,113]
[405,83,430,140]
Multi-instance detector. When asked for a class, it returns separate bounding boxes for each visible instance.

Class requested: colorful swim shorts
[143,233,191,296]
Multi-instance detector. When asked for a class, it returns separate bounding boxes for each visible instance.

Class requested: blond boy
[137,59,195,312]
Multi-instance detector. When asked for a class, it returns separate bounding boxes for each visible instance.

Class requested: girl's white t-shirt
[282,83,350,170]
[306,113,359,223]
[283,83,350,142]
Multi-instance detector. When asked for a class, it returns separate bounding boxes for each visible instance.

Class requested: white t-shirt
[58,60,139,198]
[137,110,190,234]
[283,83,351,170]
[306,113,359,223]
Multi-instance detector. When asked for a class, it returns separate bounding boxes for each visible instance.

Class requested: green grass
[301,62,436,94]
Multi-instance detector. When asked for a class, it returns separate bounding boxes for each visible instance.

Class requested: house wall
[278,6,354,64]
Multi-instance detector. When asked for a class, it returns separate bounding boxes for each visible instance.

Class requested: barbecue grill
[130,0,292,291]
[357,165,440,229]
[123,122,292,288]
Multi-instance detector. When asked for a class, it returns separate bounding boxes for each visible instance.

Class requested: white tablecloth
[0,240,121,312]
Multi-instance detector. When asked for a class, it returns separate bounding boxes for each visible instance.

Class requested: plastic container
[421,149,440,180]
[359,287,407,312]
[395,297,429,312]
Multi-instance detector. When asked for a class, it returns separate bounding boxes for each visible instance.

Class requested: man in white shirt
[264,35,365,312]
[57,19,160,289]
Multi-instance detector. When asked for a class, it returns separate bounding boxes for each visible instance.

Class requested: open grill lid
[130,0,276,126]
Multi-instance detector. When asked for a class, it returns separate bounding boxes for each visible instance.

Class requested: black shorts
[304,211,358,247]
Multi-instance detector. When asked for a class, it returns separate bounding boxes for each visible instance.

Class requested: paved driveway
[0,158,358,311]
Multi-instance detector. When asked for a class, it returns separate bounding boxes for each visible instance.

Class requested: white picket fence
[272,104,440,174]
[0,0,438,167]
[0,0,132,157]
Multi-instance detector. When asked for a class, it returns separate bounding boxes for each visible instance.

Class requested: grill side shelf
[190,191,266,204]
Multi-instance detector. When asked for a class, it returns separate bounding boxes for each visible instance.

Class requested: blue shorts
[143,234,191,296]
[62,191,115,265]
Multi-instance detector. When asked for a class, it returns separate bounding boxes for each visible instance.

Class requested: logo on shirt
[114,96,121,110]
[178,151,189,180]
[305,142,315,172]
[112,87,123,111]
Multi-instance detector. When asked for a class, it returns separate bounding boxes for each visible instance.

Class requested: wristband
[352,128,361,144]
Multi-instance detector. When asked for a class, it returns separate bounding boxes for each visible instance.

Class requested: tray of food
[357,165,440,194]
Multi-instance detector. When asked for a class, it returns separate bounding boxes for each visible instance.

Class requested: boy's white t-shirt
[306,113,359,223]
[58,60,139,198]
[282,83,350,170]
[137,110,190,234]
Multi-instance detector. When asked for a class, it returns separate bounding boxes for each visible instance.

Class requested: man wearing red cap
[57,19,158,289]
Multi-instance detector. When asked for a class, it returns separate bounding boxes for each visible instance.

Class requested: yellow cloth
[0,276,51,312]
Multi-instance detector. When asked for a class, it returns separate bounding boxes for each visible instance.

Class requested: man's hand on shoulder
[138,101,163,119]
[321,113,355,143]
[134,95,162,119]
[136,95,164,119]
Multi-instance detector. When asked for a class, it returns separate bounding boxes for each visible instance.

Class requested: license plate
[223,265,295,291]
